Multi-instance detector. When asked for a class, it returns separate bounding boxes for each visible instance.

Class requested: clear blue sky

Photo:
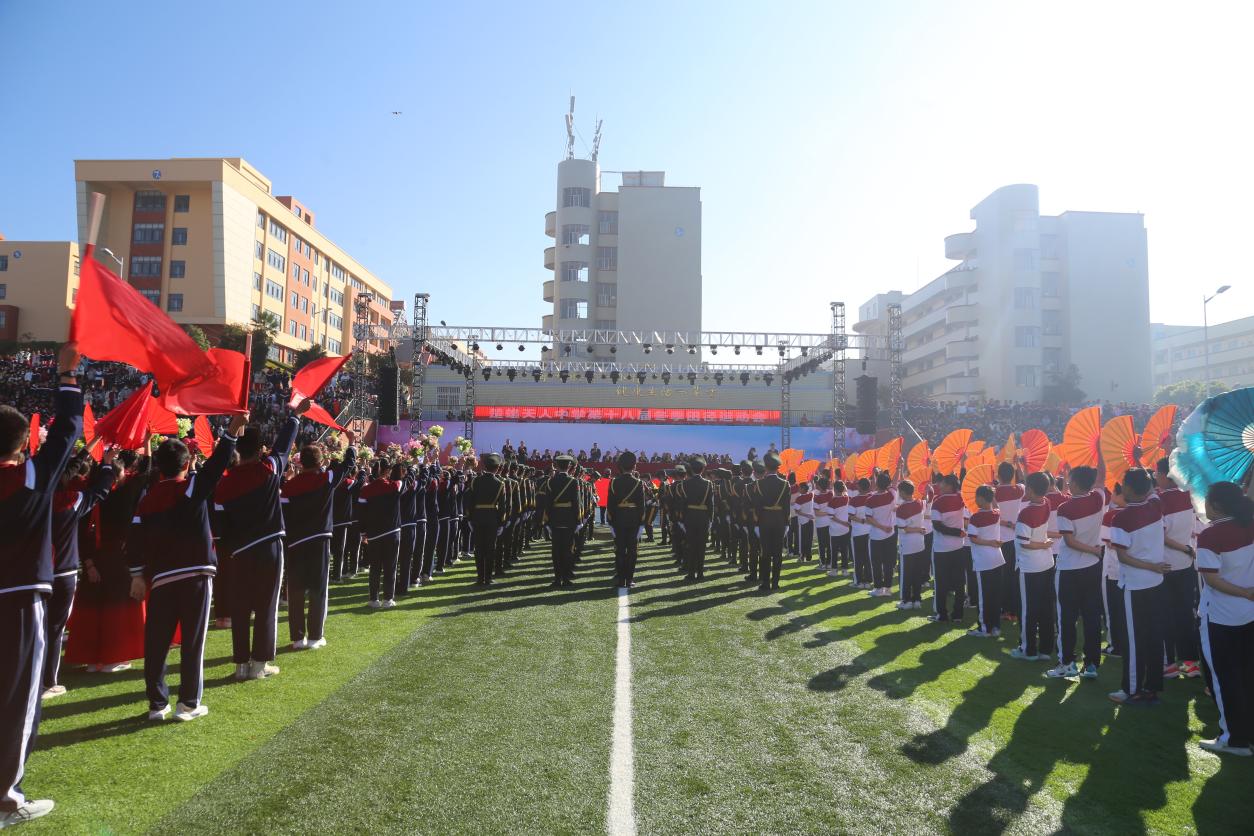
[2,1,1251,334]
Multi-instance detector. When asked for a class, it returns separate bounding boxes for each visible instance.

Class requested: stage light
[755,346,763,355]
[451,343,458,350]
[715,372,724,386]
[518,345,525,352]
[610,370,620,383]
[541,345,550,353]
[739,372,749,386]
[496,344,503,351]
[688,346,696,354]
[711,346,718,355]
[586,345,595,353]
[563,346,571,356]
[507,369,517,381]
[481,368,491,381]
[662,371,671,384]
[778,347,785,357]
[547,371,554,378]
[584,370,594,383]
[665,345,674,354]
[734,345,741,355]
[687,372,697,384]
[471,343,480,352]
[764,373,774,386]
[531,370,541,382]
[643,344,652,354]
[494,368,502,377]
[652,373,658,380]
[801,347,808,356]
[636,372,646,384]
[610,346,617,354]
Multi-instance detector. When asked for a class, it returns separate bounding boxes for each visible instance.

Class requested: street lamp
[1203,285,1231,395]
[100,247,124,277]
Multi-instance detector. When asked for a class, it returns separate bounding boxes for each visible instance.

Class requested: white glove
[637,526,645,539]
[677,522,687,533]
[755,526,760,537]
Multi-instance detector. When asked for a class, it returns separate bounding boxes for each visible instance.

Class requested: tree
[1154,379,1227,409]
[216,314,278,369]
[181,324,210,351]
[293,343,326,370]
[1042,364,1085,405]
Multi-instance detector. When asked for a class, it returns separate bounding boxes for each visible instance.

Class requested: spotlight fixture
[643,344,652,354]
[451,343,458,351]
[652,373,658,380]
[541,345,550,353]
[665,345,674,355]
[481,368,491,381]
[755,346,763,356]
[801,347,808,357]
[778,347,785,357]
[662,371,671,384]
[686,372,697,384]
[518,344,525,352]
[584,370,594,384]
[471,343,480,352]
[636,371,647,384]
[531,369,541,382]
[764,373,774,386]
[586,345,595,353]
[547,371,554,378]
[563,346,572,356]
[714,372,724,386]
[610,370,620,383]
[739,372,749,386]
[495,344,503,351]
[494,368,502,377]
[711,346,718,355]
[610,346,617,354]
[507,369,517,381]
[688,346,696,354]
[734,345,741,355]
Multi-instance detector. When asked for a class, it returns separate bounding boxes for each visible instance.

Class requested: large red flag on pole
[303,401,346,432]
[28,414,40,456]
[288,353,350,408]
[92,384,156,450]
[159,348,249,416]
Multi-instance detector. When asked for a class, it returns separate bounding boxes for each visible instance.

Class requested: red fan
[1018,429,1052,473]
[961,464,995,514]
[933,429,973,476]
[1101,415,1139,492]
[843,452,860,483]
[875,437,903,475]
[907,440,931,477]
[855,451,877,480]
[795,459,821,483]
[1139,404,1178,468]
[1059,406,1102,468]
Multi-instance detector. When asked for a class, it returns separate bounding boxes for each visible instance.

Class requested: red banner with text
[474,405,780,425]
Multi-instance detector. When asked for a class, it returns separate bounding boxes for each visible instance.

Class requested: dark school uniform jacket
[281,445,357,549]
[52,463,116,578]
[358,478,402,542]
[213,417,298,557]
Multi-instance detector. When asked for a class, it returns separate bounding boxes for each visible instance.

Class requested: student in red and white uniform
[1012,472,1056,660]
[850,478,872,589]
[1101,488,1127,658]
[1195,481,1254,756]
[1155,459,1202,679]
[966,485,1004,637]
[787,475,801,557]
[812,477,834,568]
[866,472,897,597]
[1049,465,1106,679]
[1108,468,1170,706]
[895,481,927,609]
[929,474,968,623]
[827,481,851,578]
[795,480,815,562]
[995,462,1025,620]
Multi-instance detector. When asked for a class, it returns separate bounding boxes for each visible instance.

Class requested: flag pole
[240,332,253,412]
[84,192,105,258]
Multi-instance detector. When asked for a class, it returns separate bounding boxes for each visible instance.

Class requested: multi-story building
[543,160,701,360]
[73,158,394,363]
[856,184,1152,403]
[1152,317,1254,391]
[0,239,80,343]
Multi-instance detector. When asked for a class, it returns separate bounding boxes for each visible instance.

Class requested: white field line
[607,587,637,836]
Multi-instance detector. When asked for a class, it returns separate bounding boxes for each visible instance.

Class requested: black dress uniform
[679,460,714,581]
[358,471,402,605]
[541,458,580,586]
[607,452,645,588]
[330,470,356,581]
[407,464,429,587]
[752,455,791,590]
[396,468,420,596]
[467,456,508,585]
[1,380,81,814]
[420,467,441,579]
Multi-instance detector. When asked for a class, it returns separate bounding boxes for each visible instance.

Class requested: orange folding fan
[933,429,973,475]
[779,448,804,476]
[1139,404,1178,468]
[908,465,931,489]
[961,464,995,514]
[999,433,1017,463]
[842,452,860,483]
[875,437,903,475]
[907,440,931,476]
[1018,429,1051,473]
[1101,415,1139,492]
[855,451,877,480]
[794,459,821,484]
[1059,406,1102,468]
[826,458,841,479]
[1043,449,1063,476]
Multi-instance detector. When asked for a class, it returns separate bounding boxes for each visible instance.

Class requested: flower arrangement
[453,436,473,456]
[176,418,192,439]
[428,424,444,439]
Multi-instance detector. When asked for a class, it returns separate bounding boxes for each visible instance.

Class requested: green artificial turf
[22,534,1254,834]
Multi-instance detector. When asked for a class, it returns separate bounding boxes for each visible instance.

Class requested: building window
[1041,272,1061,298]
[328,313,343,329]
[302,297,309,313]
[132,223,164,244]
[167,293,184,312]
[1042,309,1063,336]
[563,187,591,208]
[330,289,344,305]
[252,304,261,320]
[130,256,162,278]
[598,211,618,235]
[254,241,264,259]
[0,311,6,328]
[174,195,190,213]
[299,324,307,340]
[291,291,299,308]
[1013,248,1039,273]
[140,289,160,306]
[0,255,7,271]
[331,263,346,281]
[169,260,186,278]
[596,246,617,270]
[0,284,6,299]
[1013,287,1036,309]
[266,279,284,301]
[1043,347,1063,373]
[253,272,263,291]
[436,386,462,410]
[594,319,616,330]
[172,227,188,245]
[596,283,617,307]
[1014,326,1040,348]
[328,339,341,354]
[267,249,286,272]
[269,219,288,243]
[302,269,310,285]
[257,212,266,228]
[560,261,588,282]
[1015,366,1039,387]
[290,320,299,337]
[561,224,590,245]
[1040,234,1059,260]
[560,299,588,319]
[134,190,166,213]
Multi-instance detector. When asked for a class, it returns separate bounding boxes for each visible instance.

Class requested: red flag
[159,348,249,416]
[303,401,346,432]
[191,415,214,458]
[148,398,180,435]
[92,385,155,450]
[288,354,350,408]
[83,403,103,462]
[70,254,214,391]
[28,414,40,456]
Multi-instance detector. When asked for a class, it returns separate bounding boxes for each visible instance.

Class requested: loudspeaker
[854,375,877,436]
[377,364,399,426]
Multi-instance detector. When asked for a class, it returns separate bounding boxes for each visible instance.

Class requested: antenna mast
[565,95,576,160]
[591,118,603,162]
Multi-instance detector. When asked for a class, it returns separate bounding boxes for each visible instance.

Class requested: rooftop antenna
[565,95,576,160]
[591,117,603,162]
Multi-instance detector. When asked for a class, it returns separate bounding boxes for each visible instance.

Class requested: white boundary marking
[607,587,637,835]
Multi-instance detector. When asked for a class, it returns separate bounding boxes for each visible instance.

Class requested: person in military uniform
[607,451,645,588]
[752,452,791,591]
[540,455,580,587]
[668,464,688,567]
[467,454,508,585]
[748,460,766,582]
[678,457,714,581]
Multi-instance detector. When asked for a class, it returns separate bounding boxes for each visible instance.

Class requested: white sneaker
[912,602,923,609]
[382,599,397,609]
[248,660,280,680]
[0,799,55,827]
[827,569,840,578]
[1108,689,1129,704]
[290,638,309,651]
[368,599,383,609]
[85,663,102,673]
[101,662,131,673]
[41,685,67,700]
[1199,738,1254,757]
[895,601,911,610]
[307,637,327,650]
[148,704,171,721]
[174,702,208,722]
[233,663,250,681]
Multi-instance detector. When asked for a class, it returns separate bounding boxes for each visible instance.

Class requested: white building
[856,184,1152,403]
[1152,317,1254,391]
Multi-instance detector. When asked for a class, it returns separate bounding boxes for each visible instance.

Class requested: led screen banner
[473,405,780,425]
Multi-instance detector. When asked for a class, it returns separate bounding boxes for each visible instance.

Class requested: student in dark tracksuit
[281,437,356,649]
[330,469,356,581]
[214,411,299,681]
[0,343,81,828]
[129,417,242,722]
[44,450,115,697]
[420,467,441,580]
[359,462,403,608]
[396,468,419,598]
[407,464,429,588]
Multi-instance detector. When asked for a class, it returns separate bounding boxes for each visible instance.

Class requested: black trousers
[831,530,851,570]
[1,592,45,812]
[397,525,417,597]
[366,533,400,604]
[494,522,510,575]
[422,517,440,576]
[748,525,761,576]
[1200,616,1254,747]
[933,548,968,620]
[1103,576,1126,655]
[330,523,352,580]
[816,526,831,565]
[145,576,212,710]
[974,565,1002,634]
[231,540,283,663]
[799,521,814,561]
[550,526,575,582]
[1056,563,1103,667]
[1000,541,1019,616]
[1123,583,1166,695]
[43,574,76,689]
[684,515,710,578]
[788,517,799,555]
[473,522,497,584]
[901,550,928,603]
[286,538,330,642]
[852,534,872,585]
[410,520,428,584]
[1018,567,1056,656]
[759,522,787,587]
[613,521,641,584]
[1163,566,1200,663]
[871,535,896,588]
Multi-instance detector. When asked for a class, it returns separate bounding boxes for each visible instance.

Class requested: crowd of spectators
[900,399,1166,445]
